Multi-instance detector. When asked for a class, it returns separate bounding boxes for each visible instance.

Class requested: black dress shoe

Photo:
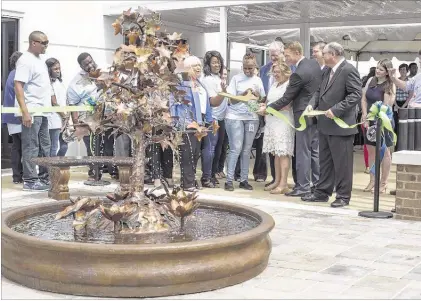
[330,199,349,208]
[301,193,329,202]
[225,182,234,191]
[265,180,275,188]
[239,181,253,190]
[285,189,310,197]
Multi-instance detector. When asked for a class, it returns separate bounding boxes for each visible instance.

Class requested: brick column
[392,151,421,221]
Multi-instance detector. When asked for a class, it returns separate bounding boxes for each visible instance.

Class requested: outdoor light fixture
[342,34,351,46]
[377,33,388,41]
[275,37,284,43]
[342,34,351,41]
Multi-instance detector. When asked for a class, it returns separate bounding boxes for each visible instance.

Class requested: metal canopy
[149,0,421,32]
[103,0,421,60]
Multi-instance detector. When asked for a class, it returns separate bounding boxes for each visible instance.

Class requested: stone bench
[391,151,421,221]
[32,156,134,201]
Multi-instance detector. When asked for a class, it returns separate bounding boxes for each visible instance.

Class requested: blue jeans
[57,132,68,157]
[201,130,218,180]
[225,119,259,183]
[21,116,50,183]
[49,129,60,157]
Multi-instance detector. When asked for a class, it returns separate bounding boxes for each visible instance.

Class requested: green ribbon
[367,103,397,145]
[1,106,94,114]
[266,102,396,145]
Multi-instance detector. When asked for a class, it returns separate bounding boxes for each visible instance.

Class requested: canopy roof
[229,24,421,60]
[104,0,421,60]
[104,0,421,31]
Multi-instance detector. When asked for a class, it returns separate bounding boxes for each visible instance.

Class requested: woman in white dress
[262,62,295,194]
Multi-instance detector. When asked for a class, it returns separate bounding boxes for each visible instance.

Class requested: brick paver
[2,152,420,299]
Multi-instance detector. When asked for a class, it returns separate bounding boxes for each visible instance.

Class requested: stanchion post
[94,134,101,182]
[373,117,382,213]
[359,117,393,219]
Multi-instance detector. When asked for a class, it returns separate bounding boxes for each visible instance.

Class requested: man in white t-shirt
[14,30,52,191]
[67,52,116,181]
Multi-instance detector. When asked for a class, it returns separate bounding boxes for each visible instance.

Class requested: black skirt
[364,120,394,147]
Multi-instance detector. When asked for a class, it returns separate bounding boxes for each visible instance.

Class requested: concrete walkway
[2,152,421,299]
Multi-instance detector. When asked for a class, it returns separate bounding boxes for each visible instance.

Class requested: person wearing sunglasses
[14,31,52,191]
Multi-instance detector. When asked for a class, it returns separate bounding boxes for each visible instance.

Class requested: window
[1,17,19,94]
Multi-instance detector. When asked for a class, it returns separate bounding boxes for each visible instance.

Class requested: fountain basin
[1,199,274,298]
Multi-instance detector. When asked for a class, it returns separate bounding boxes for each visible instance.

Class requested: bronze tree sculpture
[56,7,217,233]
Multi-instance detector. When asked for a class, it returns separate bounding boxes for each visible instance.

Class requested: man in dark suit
[309,42,329,188]
[302,42,362,208]
[259,41,322,197]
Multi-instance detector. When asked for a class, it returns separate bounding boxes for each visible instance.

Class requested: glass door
[1,17,19,169]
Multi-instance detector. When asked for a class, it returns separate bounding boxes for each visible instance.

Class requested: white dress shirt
[331,58,345,73]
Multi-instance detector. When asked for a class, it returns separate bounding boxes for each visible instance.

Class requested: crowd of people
[2,30,421,208]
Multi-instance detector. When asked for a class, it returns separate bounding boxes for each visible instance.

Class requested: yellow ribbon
[266,102,396,145]
[218,91,258,102]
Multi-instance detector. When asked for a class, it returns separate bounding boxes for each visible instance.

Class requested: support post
[359,117,393,219]
[300,22,311,58]
[299,1,311,58]
[219,6,228,62]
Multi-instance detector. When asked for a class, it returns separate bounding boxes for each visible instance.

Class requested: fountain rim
[2,199,275,254]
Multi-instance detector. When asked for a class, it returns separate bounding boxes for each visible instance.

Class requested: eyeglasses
[34,40,49,46]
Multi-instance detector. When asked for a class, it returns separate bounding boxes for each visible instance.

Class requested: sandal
[270,187,291,195]
[264,183,278,191]
[363,180,375,192]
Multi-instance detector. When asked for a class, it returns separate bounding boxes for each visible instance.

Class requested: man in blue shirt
[2,51,23,184]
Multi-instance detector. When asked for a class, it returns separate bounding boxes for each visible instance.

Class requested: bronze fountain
[1,7,274,297]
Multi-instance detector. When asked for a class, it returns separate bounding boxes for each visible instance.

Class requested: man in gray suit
[259,41,322,197]
[302,42,362,207]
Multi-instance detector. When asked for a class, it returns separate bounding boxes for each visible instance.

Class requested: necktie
[328,70,334,84]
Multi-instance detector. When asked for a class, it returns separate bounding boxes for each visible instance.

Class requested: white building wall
[2,1,122,156]
[160,24,205,59]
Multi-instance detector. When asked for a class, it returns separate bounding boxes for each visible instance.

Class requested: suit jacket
[309,60,362,136]
[268,57,322,116]
[259,62,273,95]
